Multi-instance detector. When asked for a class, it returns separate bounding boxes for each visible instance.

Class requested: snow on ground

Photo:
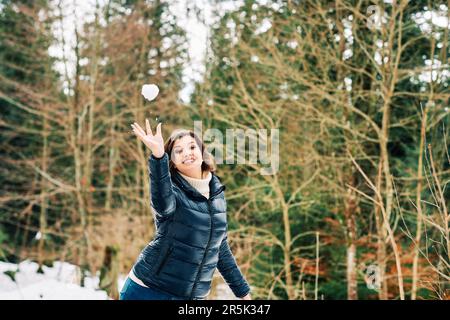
[0,260,235,300]
[0,260,115,300]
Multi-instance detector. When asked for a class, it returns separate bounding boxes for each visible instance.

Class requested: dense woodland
[0,0,449,299]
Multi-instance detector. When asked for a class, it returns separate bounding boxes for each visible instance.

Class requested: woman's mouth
[183,158,195,164]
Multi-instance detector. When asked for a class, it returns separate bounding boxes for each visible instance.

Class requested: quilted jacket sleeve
[217,234,251,298]
[149,152,176,219]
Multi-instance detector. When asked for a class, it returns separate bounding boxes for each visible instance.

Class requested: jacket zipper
[156,246,173,275]
[209,186,225,199]
[189,198,214,299]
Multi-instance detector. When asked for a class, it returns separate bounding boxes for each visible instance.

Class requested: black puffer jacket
[132,153,251,299]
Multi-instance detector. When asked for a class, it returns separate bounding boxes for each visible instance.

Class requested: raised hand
[131,119,165,158]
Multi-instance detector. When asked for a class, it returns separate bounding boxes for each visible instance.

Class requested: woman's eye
[175,150,182,154]
[191,145,196,149]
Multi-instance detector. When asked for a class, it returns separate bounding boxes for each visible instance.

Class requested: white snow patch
[0,260,115,300]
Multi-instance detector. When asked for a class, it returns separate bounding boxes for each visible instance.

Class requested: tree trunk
[344,184,358,300]
[99,245,120,300]
[38,114,49,273]
[105,108,117,211]
[274,179,295,300]
[411,105,427,300]
[375,161,388,300]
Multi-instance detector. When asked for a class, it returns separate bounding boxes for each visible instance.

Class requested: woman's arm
[132,120,176,219]
[148,152,176,218]
[217,234,251,299]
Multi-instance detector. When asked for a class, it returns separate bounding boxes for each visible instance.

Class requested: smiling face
[171,135,204,177]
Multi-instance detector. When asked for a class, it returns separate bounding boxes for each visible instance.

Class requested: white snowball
[141,84,159,101]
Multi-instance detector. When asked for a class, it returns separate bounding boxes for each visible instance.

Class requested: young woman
[119,119,252,300]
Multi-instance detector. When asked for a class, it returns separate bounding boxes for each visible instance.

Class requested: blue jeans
[119,277,186,300]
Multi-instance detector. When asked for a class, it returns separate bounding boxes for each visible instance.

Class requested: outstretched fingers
[156,122,162,137]
[133,122,147,137]
[131,124,142,139]
[145,118,153,136]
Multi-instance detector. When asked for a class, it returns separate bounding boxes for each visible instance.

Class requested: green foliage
[0,226,9,260]
[3,270,17,283]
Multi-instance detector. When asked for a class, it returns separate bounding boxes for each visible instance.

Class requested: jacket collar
[172,170,225,201]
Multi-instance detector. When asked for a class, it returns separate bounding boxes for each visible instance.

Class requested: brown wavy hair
[164,129,216,176]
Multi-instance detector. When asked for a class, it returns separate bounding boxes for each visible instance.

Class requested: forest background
[0,0,449,300]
